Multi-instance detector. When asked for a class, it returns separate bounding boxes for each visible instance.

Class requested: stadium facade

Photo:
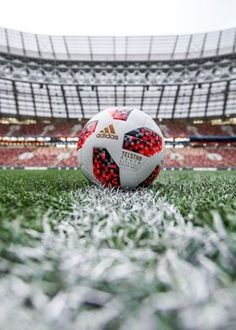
[0,27,235,169]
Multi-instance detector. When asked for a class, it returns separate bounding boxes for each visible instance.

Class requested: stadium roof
[0,26,236,120]
[0,27,236,61]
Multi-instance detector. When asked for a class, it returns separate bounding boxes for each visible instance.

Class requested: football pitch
[0,169,236,329]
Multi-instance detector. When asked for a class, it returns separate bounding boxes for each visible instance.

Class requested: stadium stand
[160,121,236,137]
[166,147,236,168]
[0,146,235,169]
[0,27,235,169]
[0,121,83,137]
[0,120,235,138]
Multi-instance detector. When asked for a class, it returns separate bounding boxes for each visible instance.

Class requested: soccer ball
[77,107,165,189]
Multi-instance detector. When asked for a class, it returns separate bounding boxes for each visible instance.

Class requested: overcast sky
[0,0,236,36]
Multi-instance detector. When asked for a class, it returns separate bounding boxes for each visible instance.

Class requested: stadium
[0,3,236,329]
[0,27,236,169]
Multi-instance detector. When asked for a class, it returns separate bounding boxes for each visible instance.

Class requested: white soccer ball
[77,107,165,189]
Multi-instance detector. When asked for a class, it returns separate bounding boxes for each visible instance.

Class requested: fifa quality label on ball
[119,150,143,170]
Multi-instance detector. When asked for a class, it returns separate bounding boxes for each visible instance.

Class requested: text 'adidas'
[96,124,118,140]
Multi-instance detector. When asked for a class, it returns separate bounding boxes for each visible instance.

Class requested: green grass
[0,169,236,329]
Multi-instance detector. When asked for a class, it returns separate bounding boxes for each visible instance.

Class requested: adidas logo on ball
[96,125,118,140]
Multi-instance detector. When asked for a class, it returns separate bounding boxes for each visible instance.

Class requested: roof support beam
[35,34,42,59]
[204,84,212,117]
[61,85,69,119]
[187,84,195,118]
[4,29,10,53]
[125,37,128,61]
[12,81,19,117]
[223,81,230,117]
[20,32,26,56]
[76,85,85,118]
[171,36,178,60]
[49,36,56,60]
[45,85,54,118]
[113,37,116,61]
[30,83,37,118]
[123,85,127,106]
[88,37,93,61]
[233,29,236,53]
[156,86,164,119]
[95,86,100,112]
[186,35,193,60]
[114,85,117,106]
[140,86,146,111]
[172,85,180,119]
[200,33,207,57]
[216,31,222,56]
[148,36,153,61]
[63,36,71,60]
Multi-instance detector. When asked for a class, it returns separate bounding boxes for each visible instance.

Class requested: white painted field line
[0,187,235,330]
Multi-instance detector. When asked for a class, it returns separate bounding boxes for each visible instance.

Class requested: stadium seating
[1,119,235,170]
[0,147,77,167]
[0,121,83,137]
[160,122,236,138]
[0,121,235,138]
[166,147,236,168]
[0,146,235,169]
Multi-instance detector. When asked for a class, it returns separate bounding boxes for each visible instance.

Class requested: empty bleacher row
[0,147,76,168]
[165,147,236,168]
[0,120,235,138]
[160,122,236,137]
[0,121,83,137]
[0,146,235,169]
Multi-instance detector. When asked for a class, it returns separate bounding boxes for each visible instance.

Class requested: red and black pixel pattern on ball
[138,165,160,187]
[93,148,120,187]
[123,127,162,157]
[110,107,133,121]
[77,120,98,150]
